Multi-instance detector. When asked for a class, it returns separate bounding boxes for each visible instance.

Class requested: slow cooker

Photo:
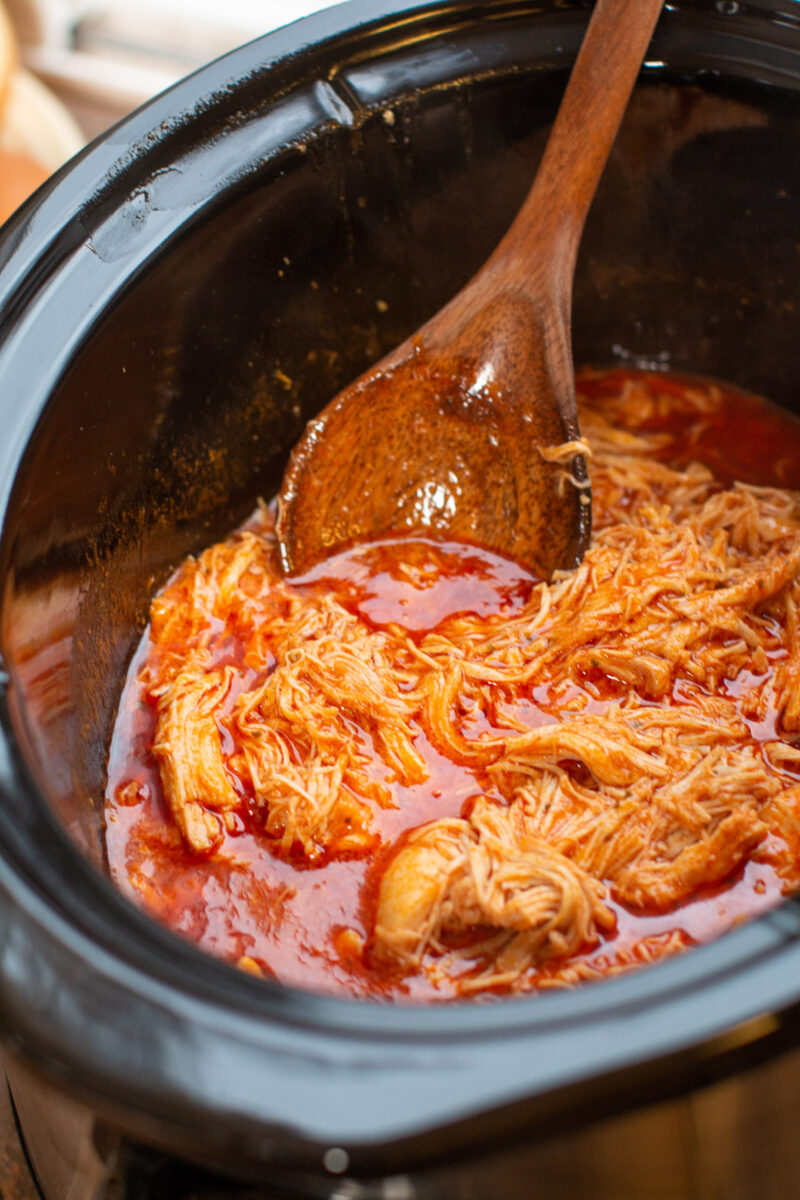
[1,0,800,1196]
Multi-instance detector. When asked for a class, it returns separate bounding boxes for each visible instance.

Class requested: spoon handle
[496,0,664,281]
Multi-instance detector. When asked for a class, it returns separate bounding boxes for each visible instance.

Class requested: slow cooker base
[9,1045,800,1200]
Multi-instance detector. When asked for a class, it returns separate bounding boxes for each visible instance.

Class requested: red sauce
[291,537,536,634]
[578,367,800,490]
[104,370,800,1002]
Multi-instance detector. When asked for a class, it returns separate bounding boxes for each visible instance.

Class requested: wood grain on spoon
[277,0,664,579]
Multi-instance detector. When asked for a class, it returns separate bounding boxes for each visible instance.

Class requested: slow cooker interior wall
[5,67,800,862]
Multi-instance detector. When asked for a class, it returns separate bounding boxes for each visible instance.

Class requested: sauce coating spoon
[277,0,664,578]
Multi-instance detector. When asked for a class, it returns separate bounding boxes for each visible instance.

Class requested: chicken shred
[375,797,614,987]
[152,667,240,853]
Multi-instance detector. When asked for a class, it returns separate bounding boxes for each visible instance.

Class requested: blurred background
[0,0,335,221]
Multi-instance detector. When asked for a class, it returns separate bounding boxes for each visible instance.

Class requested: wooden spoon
[277,0,664,579]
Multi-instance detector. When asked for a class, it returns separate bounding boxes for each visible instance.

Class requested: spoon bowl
[278,0,664,578]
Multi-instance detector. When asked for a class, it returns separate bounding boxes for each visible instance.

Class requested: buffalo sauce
[104,369,800,1002]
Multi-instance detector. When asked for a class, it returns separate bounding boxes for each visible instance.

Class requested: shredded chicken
[153,666,240,853]
[375,797,614,988]
[224,595,423,859]
[134,371,800,996]
[151,566,424,860]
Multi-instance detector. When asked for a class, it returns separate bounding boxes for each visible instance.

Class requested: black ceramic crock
[2,1,800,1196]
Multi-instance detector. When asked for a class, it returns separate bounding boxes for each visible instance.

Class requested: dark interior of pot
[3,0,800,900]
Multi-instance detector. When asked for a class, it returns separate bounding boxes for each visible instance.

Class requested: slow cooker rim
[1,0,800,1171]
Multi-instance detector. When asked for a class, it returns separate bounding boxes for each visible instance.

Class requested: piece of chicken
[374,798,614,986]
